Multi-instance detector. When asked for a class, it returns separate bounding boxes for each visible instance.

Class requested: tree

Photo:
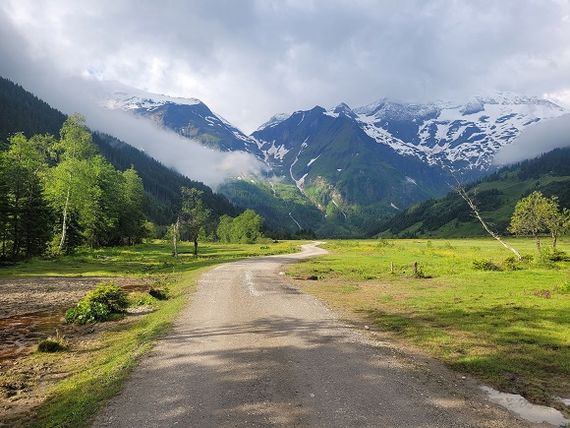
[543,197,566,250]
[42,114,96,253]
[231,209,263,243]
[509,191,557,253]
[216,215,234,243]
[179,187,210,256]
[117,167,146,245]
[0,133,52,258]
[453,177,521,259]
[215,210,264,244]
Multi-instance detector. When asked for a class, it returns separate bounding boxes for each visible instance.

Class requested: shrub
[544,249,570,262]
[148,287,169,301]
[65,282,128,324]
[37,330,68,353]
[473,259,502,271]
[87,282,129,313]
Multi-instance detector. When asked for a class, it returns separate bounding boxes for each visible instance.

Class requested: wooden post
[412,262,418,277]
[390,261,394,274]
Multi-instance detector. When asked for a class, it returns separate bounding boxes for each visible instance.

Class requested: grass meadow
[288,238,570,410]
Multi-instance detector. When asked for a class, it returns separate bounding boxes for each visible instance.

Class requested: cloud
[0,9,265,188]
[1,0,569,133]
[494,114,570,165]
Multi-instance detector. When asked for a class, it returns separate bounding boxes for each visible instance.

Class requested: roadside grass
[1,240,300,427]
[289,238,570,409]
[0,240,299,277]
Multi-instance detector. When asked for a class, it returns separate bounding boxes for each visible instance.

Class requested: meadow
[288,238,570,412]
[0,240,299,427]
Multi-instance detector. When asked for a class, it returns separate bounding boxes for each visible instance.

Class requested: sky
[1,0,570,184]
[1,0,570,134]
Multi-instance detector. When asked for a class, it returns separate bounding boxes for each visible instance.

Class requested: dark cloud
[0,8,266,187]
[1,0,569,133]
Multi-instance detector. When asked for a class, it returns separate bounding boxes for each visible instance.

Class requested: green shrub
[65,282,128,324]
[544,249,570,262]
[128,292,156,307]
[37,330,68,352]
[87,282,129,313]
[473,259,502,271]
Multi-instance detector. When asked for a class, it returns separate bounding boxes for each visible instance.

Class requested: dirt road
[93,242,530,427]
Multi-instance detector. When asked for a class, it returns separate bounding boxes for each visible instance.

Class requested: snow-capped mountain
[257,93,566,172]
[105,89,261,155]
[354,93,565,170]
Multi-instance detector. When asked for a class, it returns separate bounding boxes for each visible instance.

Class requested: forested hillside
[0,77,237,226]
[378,146,570,237]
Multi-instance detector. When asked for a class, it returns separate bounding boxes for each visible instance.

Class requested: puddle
[481,386,570,426]
[0,311,64,361]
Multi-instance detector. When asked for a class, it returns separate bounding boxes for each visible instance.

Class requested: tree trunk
[534,233,541,254]
[172,218,179,257]
[552,232,558,250]
[59,186,71,252]
[454,182,521,260]
[193,238,198,257]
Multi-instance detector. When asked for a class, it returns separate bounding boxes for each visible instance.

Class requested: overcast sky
[1,0,570,134]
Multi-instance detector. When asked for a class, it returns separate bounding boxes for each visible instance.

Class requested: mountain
[105,88,261,156]
[377,146,570,238]
[352,94,565,171]
[102,85,567,236]
[0,76,238,225]
[252,104,451,230]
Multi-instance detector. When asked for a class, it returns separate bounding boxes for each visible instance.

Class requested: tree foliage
[216,209,264,244]
[509,191,563,252]
[0,115,147,259]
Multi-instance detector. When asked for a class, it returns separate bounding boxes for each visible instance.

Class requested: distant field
[288,238,570,412]
[0,240,300,427]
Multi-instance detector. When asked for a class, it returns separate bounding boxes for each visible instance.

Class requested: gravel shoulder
[92,242,539,427]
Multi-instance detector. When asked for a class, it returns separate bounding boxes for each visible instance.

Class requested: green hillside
[0,76,237,225]
[378,147,570,237]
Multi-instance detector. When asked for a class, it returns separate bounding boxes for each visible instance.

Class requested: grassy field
[288,238,570,411]
[0,240,300,427]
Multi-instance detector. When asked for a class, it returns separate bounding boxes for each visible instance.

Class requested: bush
[544,249,570,262]
[65,282,128,324]
[37,330,68,352]
[473,259,502,271]
[148,287,169,301]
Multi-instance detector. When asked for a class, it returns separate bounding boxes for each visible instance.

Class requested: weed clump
[37,330,68,352]
[473,259,503,271]
[557,280,570,294]
[65,282,128,324]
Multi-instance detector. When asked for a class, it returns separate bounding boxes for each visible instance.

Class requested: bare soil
[0,276,153,425]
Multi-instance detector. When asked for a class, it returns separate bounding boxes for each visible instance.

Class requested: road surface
[93,242,531,427]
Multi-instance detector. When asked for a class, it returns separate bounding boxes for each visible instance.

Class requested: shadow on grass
[361,305,570,405]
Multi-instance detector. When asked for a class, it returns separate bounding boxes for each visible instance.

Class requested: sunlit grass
[289,238,570,408]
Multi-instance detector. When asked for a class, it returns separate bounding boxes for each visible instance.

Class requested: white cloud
[1,0,570,138]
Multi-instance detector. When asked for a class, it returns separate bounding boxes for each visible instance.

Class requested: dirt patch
[0,276,155,426]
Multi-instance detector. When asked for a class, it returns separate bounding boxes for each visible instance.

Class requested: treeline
[0,115,146,259]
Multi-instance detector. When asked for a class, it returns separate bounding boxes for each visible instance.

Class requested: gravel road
[93,242,534,427]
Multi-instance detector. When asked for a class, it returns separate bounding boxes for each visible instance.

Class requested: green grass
[0,239,300,277]
[2,240,301,427]
[289,238,570,408]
